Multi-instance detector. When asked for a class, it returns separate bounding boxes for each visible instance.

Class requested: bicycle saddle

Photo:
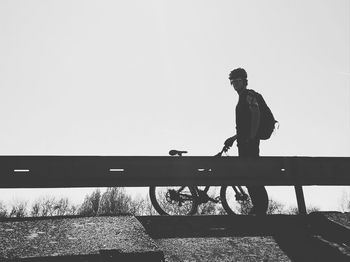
[169,150,188,156]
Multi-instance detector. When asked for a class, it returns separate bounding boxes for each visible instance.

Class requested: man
[224,68,269,215]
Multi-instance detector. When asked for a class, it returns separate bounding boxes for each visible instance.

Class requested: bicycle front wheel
[220,185,252,215]
[149,186,198,216]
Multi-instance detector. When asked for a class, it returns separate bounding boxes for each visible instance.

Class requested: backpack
[254,91,278,140]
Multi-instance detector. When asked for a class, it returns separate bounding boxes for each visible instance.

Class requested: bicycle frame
[149,145,250,215]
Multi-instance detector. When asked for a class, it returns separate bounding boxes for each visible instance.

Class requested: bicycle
[149,144,252,216]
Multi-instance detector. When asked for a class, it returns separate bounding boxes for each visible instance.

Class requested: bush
[78,189,101,216]
[30,196,76,217]
[9,201,27,218]
[0,201,7,217]
[78,187,151,216]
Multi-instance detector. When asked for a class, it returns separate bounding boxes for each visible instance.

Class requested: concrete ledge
[0,215,164,261]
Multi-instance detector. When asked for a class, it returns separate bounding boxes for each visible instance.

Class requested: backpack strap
[246,89,259,109]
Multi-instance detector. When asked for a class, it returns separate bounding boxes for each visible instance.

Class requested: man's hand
[224,135,237,151]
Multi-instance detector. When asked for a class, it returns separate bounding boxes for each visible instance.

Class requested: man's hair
[229,68,247,80]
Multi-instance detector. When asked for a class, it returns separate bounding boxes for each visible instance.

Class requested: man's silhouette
[225,68,269,215]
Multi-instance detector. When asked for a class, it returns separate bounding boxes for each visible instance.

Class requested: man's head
[229,68,248,94]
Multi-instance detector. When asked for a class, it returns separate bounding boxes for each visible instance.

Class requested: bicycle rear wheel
[220,185,252,215]
[149,186,198,216]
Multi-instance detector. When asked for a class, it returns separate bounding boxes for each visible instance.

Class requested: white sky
[0,0,349,211]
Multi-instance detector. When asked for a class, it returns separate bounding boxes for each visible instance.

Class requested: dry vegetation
[1,187,348,219]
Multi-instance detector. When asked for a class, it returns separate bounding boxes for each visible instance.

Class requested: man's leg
[238,139,268,215]
[247,186,268,214]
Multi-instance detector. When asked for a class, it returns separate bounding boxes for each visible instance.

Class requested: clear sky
[0,0,349,211]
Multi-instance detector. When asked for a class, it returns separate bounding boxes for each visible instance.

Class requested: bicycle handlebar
[169,134,236,157]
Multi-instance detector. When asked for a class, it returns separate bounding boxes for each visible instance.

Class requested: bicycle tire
[220,185,252,215]
[149,186,198,216]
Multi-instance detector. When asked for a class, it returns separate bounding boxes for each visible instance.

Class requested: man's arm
[225,135,237,147]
